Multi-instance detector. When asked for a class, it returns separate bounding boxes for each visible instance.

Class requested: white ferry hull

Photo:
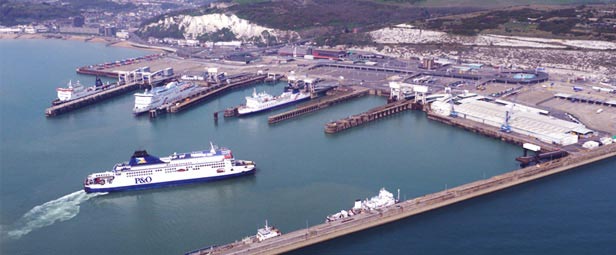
[83,144,255,193]
[84,166,255,193]
[133,81,198,115]
[237,94,310,116]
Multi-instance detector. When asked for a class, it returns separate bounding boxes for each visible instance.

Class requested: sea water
[1,39,614,255]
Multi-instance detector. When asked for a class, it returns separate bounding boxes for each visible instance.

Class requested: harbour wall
[218,143,616,255]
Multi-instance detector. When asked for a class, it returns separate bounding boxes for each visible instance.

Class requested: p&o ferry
[83,143,256,193]
[133,81,198,114]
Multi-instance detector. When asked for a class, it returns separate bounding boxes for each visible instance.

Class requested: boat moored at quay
[133,80,198,115]
[83,143,256,193]
[326,188,399,222]
[54,79,100,104]
[185,221,281,255]
[237,88,311,116]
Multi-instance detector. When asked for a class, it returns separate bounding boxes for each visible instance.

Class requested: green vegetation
[196,28,237,42]
[228,0,456,31]
[315,32,374,47]
[420,6,614,38]
[0,0,78,25]
[0,0,134,26]
[232,0,270,4]
[136,0,615,45]
[138,24,184,39]
[537,18,579,35]
[139,6,220,27]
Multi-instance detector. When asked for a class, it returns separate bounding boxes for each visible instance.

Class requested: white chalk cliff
[143,13,299,41]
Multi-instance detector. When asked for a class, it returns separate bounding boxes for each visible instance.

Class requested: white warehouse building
[432,98,592,146]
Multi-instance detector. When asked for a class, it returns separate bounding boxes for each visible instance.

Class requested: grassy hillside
[229,0,479,32]
[413,0,616,7]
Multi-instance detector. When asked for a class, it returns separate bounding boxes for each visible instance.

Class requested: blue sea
[0,39,614,255]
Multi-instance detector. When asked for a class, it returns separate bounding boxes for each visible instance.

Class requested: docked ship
[237,88,310,115]
[326,188,399,222]
[54,78,103,104]
[185,221,281,255]
[133,81,198,114]
[83,143,256,193]
[255,220,282,242]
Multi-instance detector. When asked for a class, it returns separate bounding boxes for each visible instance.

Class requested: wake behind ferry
[83,143,256,193]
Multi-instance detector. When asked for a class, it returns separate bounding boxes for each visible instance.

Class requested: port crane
[444,87,458,117]
[500,90,519,133]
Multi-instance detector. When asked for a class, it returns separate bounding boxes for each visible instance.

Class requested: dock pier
[324,99,419,134]
[44,77,173,117]
[187,143,616,255]
[267,87,370,124]
[426,111,560,152]
[75,67,118,78]
[162,74,266,114]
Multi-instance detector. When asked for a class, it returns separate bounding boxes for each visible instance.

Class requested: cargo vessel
[83,143,256,193]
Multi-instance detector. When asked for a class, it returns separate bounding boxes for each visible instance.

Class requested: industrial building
[278,46,311,57]
[312,49,347,60]
[432,98,593,146]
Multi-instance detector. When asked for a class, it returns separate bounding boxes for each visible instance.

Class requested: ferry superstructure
[133,81,198,114]
[83,143,256,193]
[237,88,310,115]
[56,80,100,102]
[326,188,399,222]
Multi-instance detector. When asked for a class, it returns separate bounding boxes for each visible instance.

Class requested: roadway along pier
[267,87,370,124]
[187,143,616,255]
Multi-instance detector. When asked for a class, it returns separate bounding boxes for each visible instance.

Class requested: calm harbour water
[0,40,614,255]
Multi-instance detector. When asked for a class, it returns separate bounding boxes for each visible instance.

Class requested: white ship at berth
[237,88,311,115]
[133,80,198,114]
[326,188,399,222]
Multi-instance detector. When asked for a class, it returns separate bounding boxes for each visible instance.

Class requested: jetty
[149,74,266,117]
[187,143,616,255]
[324,99,419,134]
[267,87,370,124]
[45,77,173,117]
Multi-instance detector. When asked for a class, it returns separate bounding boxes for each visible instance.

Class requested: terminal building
[431,97,593,146]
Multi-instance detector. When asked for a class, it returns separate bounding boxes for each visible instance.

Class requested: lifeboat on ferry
[216,168,225,173]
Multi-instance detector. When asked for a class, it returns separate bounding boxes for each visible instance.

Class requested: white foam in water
[6,190,106,239]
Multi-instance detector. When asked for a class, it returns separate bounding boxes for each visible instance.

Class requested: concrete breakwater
[188,143,616,255]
